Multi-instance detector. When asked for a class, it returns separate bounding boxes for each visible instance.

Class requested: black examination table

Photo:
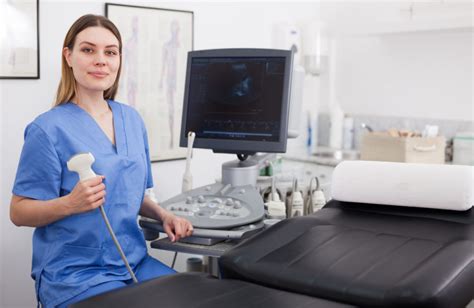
[72,199,474,308]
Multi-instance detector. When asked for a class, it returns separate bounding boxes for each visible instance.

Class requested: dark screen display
[185,57,286,142]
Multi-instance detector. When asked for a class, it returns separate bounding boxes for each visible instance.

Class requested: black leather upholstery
[219,201,474,307]
[70,272,355,308]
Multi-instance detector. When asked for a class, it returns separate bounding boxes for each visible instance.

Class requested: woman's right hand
[64,176,106,215]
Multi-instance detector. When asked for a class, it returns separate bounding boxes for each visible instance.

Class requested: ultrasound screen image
[186,56,286,142]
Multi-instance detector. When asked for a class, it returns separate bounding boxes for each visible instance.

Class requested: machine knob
[225,198,234,206]
[205,186,212,192]
[239,189,246,195]
[233,201,242,209]
[185,196,193,204]
[198,196,206,203]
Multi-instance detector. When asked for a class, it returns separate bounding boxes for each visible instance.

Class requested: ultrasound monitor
[179,49,293,156]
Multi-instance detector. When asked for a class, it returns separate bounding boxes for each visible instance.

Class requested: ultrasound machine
[139,48,294,245]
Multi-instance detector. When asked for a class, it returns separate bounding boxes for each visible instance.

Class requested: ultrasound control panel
[160,183,265,229]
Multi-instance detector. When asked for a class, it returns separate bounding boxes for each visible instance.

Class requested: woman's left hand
[161,212,193,242]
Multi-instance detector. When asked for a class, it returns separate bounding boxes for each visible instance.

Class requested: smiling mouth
[89,72,108,78]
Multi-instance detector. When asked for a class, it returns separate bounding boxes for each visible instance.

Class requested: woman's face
[64,26,120,96]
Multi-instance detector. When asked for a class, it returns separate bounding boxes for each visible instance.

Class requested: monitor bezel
[179,48,293,154]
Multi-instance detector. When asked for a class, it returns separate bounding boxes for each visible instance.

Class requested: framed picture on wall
[105,3,193,162]
[0,0,40,79]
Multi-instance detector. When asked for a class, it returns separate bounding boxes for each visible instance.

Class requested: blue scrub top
[12,100,154,307]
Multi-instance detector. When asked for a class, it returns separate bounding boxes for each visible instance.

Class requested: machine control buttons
[197,209,212,217]
[160,183,262,228]
[169,197,248,220]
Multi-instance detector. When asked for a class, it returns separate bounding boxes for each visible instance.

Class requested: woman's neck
[72,90,109,116]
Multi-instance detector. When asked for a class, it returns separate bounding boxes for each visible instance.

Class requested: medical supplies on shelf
[453,132,474,166]
[360,130,446,164]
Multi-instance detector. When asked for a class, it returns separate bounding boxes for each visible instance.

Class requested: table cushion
[71,272,355,308]
[219,200,474,308]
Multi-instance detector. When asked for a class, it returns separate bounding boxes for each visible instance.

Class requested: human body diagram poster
[107,4,193,161]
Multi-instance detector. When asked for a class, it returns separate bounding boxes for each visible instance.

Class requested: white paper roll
[331,161,473,211]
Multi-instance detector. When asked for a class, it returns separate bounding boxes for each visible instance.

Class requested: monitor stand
[221,153,275,187]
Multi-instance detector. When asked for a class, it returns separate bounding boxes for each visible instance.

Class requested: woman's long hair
[54,14,122,107]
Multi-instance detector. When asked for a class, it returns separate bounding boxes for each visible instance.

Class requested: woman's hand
[64,176,106,215]
[161,211,194,242]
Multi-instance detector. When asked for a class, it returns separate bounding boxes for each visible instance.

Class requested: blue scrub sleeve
[12,123,62,200]
[143,123,154,189]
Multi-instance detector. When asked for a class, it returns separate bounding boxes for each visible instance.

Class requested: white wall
[0,67,4,307]
[332,30,473,121]
[0,1,320,307]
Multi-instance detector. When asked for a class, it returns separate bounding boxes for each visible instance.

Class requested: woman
[10,14,193,308]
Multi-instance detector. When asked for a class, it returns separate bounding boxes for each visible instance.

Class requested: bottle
[329,102,344,149]
[342,115,354,150]
[307,112,312,155]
